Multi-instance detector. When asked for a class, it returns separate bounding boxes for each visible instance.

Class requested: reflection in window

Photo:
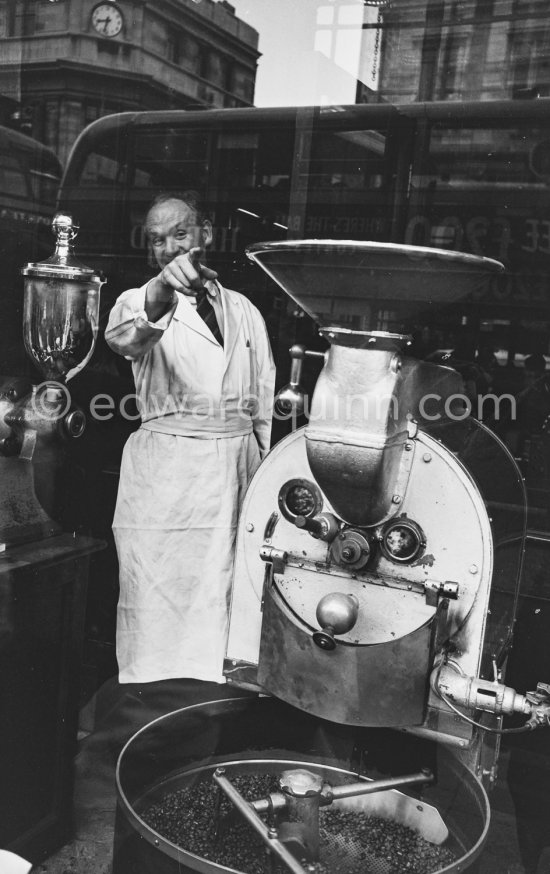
[430,125,550,187]
[80,153,125,186]
[306,129,387,191]
[0,155,28,198]
[217,131,258,189]
[133,131,209,190]
[28,169,60,206]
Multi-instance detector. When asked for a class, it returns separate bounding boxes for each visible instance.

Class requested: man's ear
[201,220,213,248]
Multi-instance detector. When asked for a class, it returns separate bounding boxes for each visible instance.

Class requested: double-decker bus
[57,99,550,382]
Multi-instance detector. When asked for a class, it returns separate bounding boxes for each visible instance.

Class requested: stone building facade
[372,0,550,104]
[0,0,259,164]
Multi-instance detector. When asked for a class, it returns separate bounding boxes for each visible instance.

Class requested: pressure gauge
[278,478,323,523]
[380,517,426,564]
[91,3,123,37]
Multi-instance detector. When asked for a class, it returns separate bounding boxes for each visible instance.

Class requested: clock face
[91,3,123,37]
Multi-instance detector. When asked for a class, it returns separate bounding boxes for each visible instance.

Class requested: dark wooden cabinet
[0,533,104,864]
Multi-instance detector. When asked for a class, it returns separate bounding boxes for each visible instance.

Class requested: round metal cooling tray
[113,696,490,874]
[245,239,504,331]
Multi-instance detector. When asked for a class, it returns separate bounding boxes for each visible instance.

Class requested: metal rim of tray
[115,697,491,874]
[245,239,505,273]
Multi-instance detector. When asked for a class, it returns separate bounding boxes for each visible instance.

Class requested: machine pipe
[250,769,434,814]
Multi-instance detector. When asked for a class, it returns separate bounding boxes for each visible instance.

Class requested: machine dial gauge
[278,478,323,523]
[91,3,123,37]
[380,516,426,563]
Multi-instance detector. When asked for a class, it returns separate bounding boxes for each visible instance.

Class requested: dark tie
[195,288,223,347]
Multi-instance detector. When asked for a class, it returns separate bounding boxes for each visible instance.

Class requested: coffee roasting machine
[113,241,550,874]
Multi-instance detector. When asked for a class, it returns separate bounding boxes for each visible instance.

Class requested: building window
[35,0,67,34]
[0,1,9,37]
[166,30,180,65]
[14,0,35,36]
[198,45,210,80]
[208,51,228,87]
[84,102,100,126]
[232,65,254,103]
[147,15,168,57]
[181,36,201,74]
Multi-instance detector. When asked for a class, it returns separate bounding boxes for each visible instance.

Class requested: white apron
[114,429,261,683]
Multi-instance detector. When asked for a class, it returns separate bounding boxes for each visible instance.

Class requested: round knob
[63,409,86,439]
[312,629,337,651]
[316,592,359,634]
[279,769,323,797]
[274,383,306,416]
[313,593,359,651]
[52,212,78,241]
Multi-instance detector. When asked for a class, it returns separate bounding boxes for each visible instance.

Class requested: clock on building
[91,3,123,37]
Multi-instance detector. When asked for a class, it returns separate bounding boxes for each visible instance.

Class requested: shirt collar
[174,280,220,319]
[204,279,219,299]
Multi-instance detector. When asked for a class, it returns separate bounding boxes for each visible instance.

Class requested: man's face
[146,199,213,269]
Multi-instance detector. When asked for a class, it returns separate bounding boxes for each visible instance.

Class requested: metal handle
[213,769,306,874]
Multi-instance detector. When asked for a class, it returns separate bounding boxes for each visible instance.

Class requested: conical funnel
[246,240,504,331]
[246,240,505,527]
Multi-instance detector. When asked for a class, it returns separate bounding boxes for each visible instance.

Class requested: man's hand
[145,248,218,321]
[160,247,218,296]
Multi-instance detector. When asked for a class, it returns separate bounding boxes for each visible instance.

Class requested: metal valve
[294,512,339,541]
[525,683,550,728]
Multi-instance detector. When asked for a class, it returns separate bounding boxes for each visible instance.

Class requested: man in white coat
[105,191,275,685]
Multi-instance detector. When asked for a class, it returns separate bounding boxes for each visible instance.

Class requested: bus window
[306,128,386,190]
[0,153,29,199]
[407,120,550,267]
[64,123,130,189]
[28,169,61,206]
[132,129,209,190]
[217,131,259,189]
[79,152,126,187]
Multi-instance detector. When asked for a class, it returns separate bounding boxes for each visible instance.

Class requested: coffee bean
[141,772,456,874]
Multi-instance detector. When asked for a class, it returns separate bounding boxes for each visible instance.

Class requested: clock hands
[96,16,112,32]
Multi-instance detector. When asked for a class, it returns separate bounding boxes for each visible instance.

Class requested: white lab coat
[105,280,275,683]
